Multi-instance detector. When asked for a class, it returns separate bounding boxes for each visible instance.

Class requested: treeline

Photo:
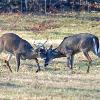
[0,0,100,14]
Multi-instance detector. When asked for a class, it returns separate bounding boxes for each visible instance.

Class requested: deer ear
[49,45,53,50]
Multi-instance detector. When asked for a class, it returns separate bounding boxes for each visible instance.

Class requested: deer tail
[93,36,99,55]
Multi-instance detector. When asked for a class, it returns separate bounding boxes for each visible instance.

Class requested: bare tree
[25,0,28,12]
[44,0,47,14]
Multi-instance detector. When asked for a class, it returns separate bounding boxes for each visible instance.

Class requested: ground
[0,12,100,100]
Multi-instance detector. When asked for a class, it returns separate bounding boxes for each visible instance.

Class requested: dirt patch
[28,20,60,32]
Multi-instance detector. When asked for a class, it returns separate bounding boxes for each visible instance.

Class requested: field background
[0,12,100,100]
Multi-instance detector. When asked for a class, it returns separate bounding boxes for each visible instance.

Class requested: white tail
[93,38,98,55]
[98,41,100,54]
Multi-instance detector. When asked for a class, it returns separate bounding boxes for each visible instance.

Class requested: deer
[0,33,46,73]
[44,33,100,73]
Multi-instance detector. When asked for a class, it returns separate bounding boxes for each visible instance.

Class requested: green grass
[0,12,100,99]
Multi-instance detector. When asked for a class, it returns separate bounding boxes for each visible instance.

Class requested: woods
[0,0,100,14]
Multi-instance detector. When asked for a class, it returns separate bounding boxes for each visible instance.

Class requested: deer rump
[0,33,40,72]
[45,33,100,73]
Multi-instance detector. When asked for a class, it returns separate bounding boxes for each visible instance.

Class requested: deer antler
[42,38,48,45]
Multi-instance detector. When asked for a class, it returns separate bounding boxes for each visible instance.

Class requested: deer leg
[34,58,40,73]
[70,55,74,69]
[66,54,73,74]
[4,60,12,72]
[7,54,12,62]
[4,54,12,72]
[83,51,92,73]
[15,53,21,72]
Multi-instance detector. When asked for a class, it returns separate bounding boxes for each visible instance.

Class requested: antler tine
[33,41,37,47]
[43,38,48,45]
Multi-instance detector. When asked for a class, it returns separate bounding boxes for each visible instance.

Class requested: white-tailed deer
[0,33,46,72]
[44,33,100,73]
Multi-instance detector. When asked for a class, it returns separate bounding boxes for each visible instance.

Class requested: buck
[44,33,100,73]
[0,33,46,72]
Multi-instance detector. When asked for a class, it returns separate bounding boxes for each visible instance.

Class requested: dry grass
[0,12,100,40]
[0,54,100,100]
[0,12,100,99]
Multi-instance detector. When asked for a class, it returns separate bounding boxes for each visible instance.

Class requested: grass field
[0,12,100,100]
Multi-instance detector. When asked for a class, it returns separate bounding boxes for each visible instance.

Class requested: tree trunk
[25,0,28,12]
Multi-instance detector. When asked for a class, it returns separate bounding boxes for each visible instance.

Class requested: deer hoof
[36,69,40,73]
[86,70,89,73]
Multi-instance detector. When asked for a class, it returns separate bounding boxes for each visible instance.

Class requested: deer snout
[28,52,39,59]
